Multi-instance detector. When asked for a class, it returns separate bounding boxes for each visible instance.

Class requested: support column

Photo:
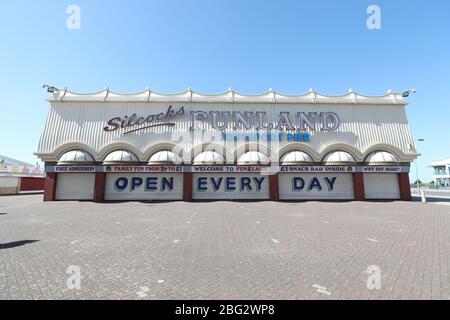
[183,172,193,202]
[43,173,57,201]
[398,173,412,201]
[94,173,106,202]
[352,172,365,201]
[269,174,279,201]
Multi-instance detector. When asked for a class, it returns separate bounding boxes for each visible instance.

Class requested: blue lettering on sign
[293,177,305,190]
[131,177,143,190]
[146,177,158,190]
[286,133,310,142]
[222,132,311,142]
[241,177,252,191]
[114,177,176,192]
[211,177,223,191]
[253,177,265,191]
[195,177,267,192]
[226,177,236,191]
[324,177,337,191]
[162,177,174,191]
[197,177,208,191]
[291,176,337,192]
[115,177,128,191]
[308,177,322,191]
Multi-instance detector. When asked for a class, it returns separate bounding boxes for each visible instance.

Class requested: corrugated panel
[364,174,400,199]
[55,173,95,200]
[192,173,269,200]
[104,173,183,201]
[279,173,354,200]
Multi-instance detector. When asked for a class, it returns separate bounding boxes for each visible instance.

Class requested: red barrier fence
[19,177,45,192]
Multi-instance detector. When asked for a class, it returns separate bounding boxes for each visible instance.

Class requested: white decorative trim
[48,88,408,105]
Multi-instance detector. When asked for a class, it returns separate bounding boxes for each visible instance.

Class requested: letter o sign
[115,177,128,191]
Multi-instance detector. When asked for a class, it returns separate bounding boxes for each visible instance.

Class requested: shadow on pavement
[0,240,39,250]
[0,212,7,215]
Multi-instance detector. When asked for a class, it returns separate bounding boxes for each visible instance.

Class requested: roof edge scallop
[47,88,408,105]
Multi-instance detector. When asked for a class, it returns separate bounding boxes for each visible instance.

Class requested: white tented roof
[365,151,398,164]
[237,151,270,165]
[193,151,224,165]
[104,150,139,164]
[58,150,94,165]
[281,151,313,165]
[323,151,355,164]
[48,88,407,105]
[148,150,182,165]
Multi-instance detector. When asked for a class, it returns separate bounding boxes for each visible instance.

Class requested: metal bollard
[421,189,427,203]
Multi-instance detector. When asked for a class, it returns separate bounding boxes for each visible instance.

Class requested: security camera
[43,84,58,94]
[402,89,417,98]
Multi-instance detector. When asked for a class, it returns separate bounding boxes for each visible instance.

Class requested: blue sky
[0,0,449,182]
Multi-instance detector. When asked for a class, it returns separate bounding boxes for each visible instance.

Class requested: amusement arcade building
[35,88,418,202]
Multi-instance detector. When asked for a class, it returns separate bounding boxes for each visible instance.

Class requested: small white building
[0,155,45,195]
[431,158,450,187]
[35,88,419,202]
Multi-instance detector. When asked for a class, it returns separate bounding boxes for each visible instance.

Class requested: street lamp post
[415,138,424,192]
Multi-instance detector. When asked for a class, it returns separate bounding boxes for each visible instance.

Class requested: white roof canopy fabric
[280,151,313,165]
[323,151,355,164]
[48,88,408,105]
[57,150,94,165]
[148,150,182,165]
[237,151,270,165]
[193,151,224,165]
[103,150,139,165]
[365,151,398,164]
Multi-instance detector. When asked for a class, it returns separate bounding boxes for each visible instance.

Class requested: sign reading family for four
[103,105,341,134]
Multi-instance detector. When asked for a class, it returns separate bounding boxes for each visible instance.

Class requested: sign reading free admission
[51,166,96,173]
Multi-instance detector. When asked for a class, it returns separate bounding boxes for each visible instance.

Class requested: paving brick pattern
[0,195,449,300]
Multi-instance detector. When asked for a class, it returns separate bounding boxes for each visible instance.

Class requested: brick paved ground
[1,195,450,300]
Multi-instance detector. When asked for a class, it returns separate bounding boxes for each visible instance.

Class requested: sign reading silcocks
[103,105,341,135]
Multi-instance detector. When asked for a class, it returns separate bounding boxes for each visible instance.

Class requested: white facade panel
[55,173,95,200]
[36,101,417,163]
[364,174,400,199]
[279,173,354,200]
[104,173,183,201]
[192,173,269,200]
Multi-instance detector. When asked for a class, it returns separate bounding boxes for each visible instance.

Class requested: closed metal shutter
[364,174,400,199]
[0,177,20,195]
[279,173,354,200]
[192,173,269,200]
[104,173,183,201]
[55,173,95,200]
